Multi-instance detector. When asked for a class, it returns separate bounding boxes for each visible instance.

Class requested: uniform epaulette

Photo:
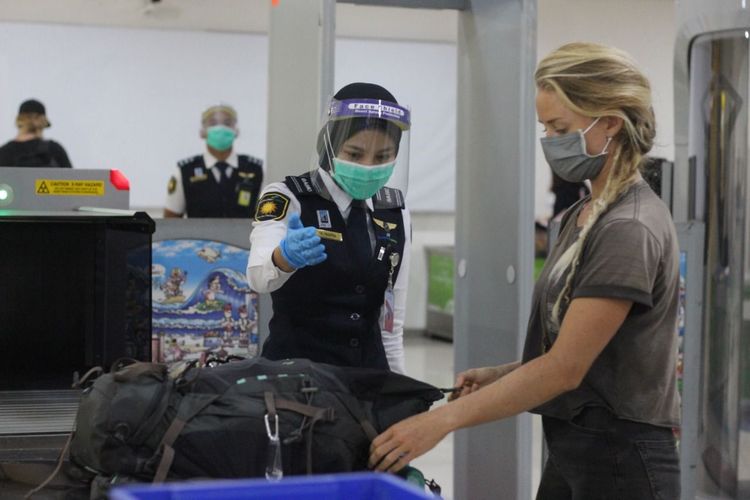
[177,155,201,168]
[373,186,405,209]
[284,174,318,196]
[239,154,263,167]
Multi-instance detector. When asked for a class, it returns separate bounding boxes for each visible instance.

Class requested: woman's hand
[368,410,450,473]
[449,361,520,401]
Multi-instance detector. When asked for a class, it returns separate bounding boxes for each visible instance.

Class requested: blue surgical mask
[206,125,237,151]
[540,117,612,183]
[332,158,395,200]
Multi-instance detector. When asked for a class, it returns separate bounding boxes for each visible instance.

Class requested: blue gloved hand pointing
[279,213,328,269]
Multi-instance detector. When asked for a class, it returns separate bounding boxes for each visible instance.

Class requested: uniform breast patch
[255,192,290,221]
[167,176,177,194]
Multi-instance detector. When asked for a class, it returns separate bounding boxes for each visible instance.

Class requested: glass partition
[689,31,750,498]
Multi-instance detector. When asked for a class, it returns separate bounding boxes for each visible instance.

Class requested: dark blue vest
[179,154,263,218]
[262,173,406,370]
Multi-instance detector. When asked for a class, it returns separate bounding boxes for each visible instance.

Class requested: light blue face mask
[206,125,237,151]
[540,117,612,183]
[332,158,395,200]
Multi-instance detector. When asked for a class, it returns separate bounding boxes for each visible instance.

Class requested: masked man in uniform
[164,104,263,218]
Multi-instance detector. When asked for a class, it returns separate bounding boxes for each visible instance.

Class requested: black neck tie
[348,202,372,269]
[216,161,230,182]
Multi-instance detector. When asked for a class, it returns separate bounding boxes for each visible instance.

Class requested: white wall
[0,23,270,209]
[0,21,456,212]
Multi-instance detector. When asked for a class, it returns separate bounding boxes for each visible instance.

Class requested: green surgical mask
[332,158,395,200]
[206,125,236,151]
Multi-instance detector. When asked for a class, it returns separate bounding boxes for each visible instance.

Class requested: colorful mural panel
[152,239,259,364]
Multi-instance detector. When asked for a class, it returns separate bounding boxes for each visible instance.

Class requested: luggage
[69,357,443,484]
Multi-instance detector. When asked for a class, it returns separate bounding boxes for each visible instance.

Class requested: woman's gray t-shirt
[522,180,680,427]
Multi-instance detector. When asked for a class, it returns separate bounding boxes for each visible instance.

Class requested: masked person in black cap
[247,82,412,374]
[164,104,264,218]
[0,99,72,168]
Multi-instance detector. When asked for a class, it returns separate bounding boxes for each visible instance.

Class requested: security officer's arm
[164,167,186,218]
[381,207,410,375]
[248,184,303,293]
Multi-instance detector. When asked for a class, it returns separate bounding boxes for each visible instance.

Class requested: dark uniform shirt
[166,152,263,218]
[248,170,409,371]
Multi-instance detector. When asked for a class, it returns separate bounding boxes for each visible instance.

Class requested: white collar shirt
[203,149,239,183]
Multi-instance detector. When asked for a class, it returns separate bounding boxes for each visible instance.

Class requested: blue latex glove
[279,213,327,269]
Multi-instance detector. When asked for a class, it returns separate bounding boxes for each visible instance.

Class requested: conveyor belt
[0,391,79,435]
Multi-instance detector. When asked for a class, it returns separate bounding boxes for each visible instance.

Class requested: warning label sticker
[35,179,105,197]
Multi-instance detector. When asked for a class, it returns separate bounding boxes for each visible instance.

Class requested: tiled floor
[403,334,456,499]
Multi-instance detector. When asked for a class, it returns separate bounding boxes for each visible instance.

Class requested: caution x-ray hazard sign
[35,179,105,196]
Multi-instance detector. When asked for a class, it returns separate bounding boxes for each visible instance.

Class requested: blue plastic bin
[110,472,435,500]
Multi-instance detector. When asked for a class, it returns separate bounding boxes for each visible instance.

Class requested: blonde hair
[536,43,656,326]
[16,113,48,134]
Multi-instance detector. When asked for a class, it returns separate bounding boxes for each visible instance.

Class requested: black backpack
[68,357,443,484]
[13,140,60,167]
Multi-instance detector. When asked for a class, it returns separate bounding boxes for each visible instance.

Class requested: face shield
[314,97,411,199]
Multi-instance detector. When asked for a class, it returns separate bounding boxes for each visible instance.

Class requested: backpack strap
[72,366,104,389]
[263,391,336,474]
[113,362,167,383]
[152,393,221,483]
[275,398,335,421]
[24,428,74,498]
[336,393,378,441]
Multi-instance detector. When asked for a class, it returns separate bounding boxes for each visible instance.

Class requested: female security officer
[247,83,411,374]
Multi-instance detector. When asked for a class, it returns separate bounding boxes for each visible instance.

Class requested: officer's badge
[238,172,256,179]
[254,192,290,221]
[372,217,398,231]
[167,176,177,194]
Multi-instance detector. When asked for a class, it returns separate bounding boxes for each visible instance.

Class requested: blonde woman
[0,99,72,168]
[369,43,680,499]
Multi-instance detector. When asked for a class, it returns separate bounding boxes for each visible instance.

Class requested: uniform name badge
[189,166,208,183]
[237,190,252,207]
